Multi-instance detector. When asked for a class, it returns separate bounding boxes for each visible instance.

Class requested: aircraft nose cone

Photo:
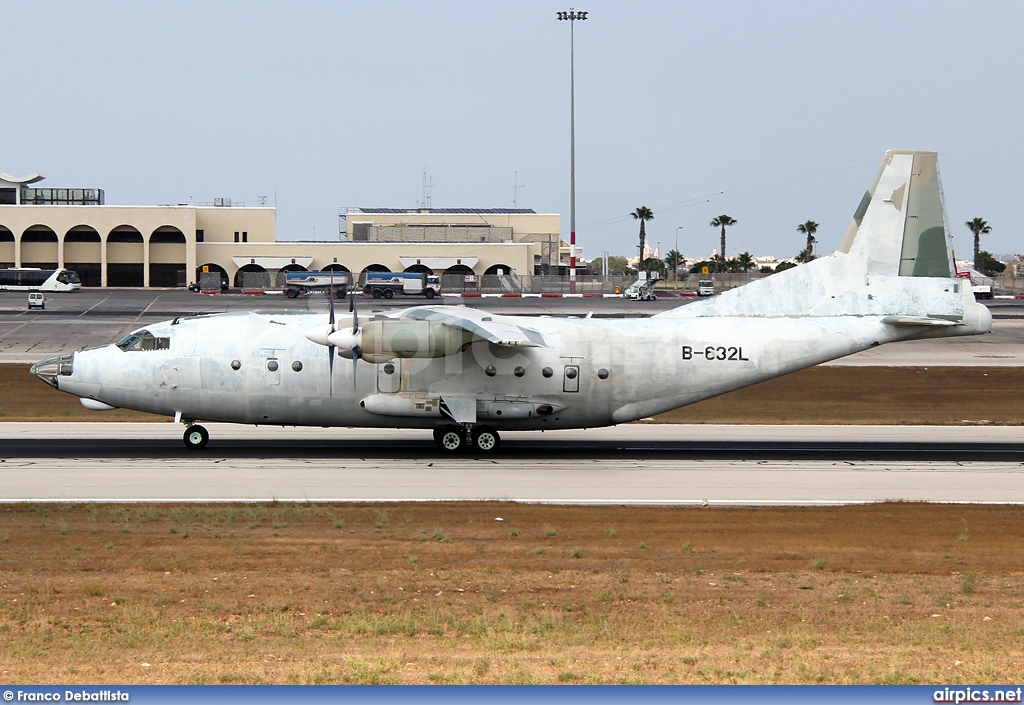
[29,352,74,388]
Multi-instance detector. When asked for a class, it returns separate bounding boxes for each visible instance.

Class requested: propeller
[327,290,362,388]
[303,271,340,397]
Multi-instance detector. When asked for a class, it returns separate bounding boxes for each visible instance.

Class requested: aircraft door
[264,357,281,386]
[377,360,400,393]
[563,364,580,393]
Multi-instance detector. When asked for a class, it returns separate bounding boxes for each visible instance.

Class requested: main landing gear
[182,420,209,450]
[432,425,500,453]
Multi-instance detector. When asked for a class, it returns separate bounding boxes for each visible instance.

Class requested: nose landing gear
[181,419,210,450]
[433,425,500,453]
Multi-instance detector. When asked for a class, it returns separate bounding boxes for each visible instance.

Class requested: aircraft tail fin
[656,150,990,335]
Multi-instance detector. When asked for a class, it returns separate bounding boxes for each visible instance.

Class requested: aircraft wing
[390,306,547,347]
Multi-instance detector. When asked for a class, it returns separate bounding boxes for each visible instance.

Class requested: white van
[27,292,46,310]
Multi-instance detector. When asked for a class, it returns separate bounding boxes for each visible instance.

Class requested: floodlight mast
[557,8,587,292]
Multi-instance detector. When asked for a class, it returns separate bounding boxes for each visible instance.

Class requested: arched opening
[322,263,350,273]
[106,226,144,287]
[481,263,522,293]
[64,226,101,287]
[441,264,477,293]
[275,262,308,288]
[20,225,58,269]
[362,263,389,273]
[0,227,14,268]
[195,263,229,291]
[149,226,186,287]
[404,263,434,275]
[235,263,270,289]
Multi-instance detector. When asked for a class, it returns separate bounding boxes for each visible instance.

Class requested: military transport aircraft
[30,150,991,452]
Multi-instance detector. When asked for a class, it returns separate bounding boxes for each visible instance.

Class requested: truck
[696,279,715,296]
[283,271,349,299]
[361,271,441,299]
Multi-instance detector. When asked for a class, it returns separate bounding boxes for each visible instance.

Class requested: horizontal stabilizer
[881,316,958,327]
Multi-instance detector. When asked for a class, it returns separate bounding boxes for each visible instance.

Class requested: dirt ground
[1,502,1022,684]
[4,363,1024,425]
[3,365,1023,684]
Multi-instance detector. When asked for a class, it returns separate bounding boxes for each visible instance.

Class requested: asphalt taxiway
[1,423,1021,505]
[2,289,1022,365]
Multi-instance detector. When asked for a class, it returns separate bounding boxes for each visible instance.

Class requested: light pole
[557,8,587,293]
[675,226,683,288]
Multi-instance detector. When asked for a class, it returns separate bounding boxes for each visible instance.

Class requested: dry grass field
[1,502,1022,684]
[2,364,1023,684]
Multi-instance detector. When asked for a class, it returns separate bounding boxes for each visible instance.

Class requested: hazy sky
[3,1,1022,261]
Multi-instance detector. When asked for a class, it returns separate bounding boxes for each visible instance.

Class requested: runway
[1,423,1022,505]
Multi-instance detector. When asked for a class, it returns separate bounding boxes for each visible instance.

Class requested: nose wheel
[183,424,209,450]
[433,425,500,453]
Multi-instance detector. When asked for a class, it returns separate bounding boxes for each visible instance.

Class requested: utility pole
[675,226,683,288]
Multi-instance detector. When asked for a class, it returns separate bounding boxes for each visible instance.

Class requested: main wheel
[437,428,464,452]
[183,424,210,450]
[383,289,394,299]
[472,427,500,453]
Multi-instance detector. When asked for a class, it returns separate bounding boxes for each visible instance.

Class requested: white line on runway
[78,296,109,316]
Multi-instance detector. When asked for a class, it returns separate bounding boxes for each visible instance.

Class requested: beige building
[0,172,569,289]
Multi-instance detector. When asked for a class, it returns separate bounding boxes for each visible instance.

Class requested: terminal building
[0,172,570,289]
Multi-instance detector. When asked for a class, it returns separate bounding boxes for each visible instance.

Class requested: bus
[0,268,82,292]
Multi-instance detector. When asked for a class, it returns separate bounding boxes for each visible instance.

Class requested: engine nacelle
[360,320,471,361]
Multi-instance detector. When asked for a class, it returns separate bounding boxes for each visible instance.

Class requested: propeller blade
[327,280,336,398]
[352,345,360,389]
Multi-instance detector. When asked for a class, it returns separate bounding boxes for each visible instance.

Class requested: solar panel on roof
[354,207,537,215]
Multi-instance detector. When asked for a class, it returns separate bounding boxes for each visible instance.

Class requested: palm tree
[737,251,754,273]
[965,217,991,271]
[796,220,819,260]
[631,207,654,269]
[664,249,685,283]
[709,215,737,272]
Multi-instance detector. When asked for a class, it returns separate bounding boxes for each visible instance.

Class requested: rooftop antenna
[419,169,434,209]
[513,171,525,209]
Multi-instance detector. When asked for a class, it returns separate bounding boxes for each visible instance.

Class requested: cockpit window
[116,330,169,351]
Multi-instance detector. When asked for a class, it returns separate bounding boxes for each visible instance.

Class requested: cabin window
[267,360,279,372]
[116,330,170,351]
[485,365,497,377]
[514,366,526,377]
[541,367,553,378]
[383,363,395,375]
[597,368,609,379]
[231,360,241,370]
[291,361,303,372]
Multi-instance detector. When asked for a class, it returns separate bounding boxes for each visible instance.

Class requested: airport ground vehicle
[27,292,46,309]
[284,271,349,299]
[697,279,715,296]
[0,268,81,292]
[625,279,657,301]
[361,271,440,299]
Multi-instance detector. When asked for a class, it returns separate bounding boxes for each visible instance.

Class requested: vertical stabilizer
[657,149,990,337]
[837,150,952,278]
